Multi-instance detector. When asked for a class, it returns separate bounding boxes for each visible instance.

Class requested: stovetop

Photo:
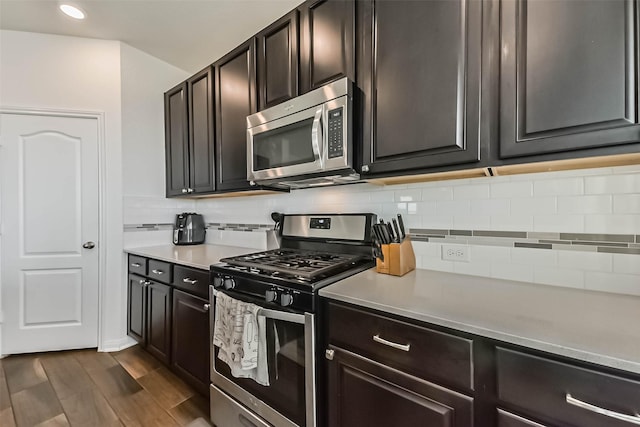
[221,248,365,280]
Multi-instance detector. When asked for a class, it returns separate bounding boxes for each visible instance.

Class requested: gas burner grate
[221,249,363,280]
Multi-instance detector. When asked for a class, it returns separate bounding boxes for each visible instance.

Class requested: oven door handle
[211,288,306,324]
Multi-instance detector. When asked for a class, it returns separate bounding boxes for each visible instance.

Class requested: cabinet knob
[182,278,198,285]
[181,188,188,193]
[151,269,164,275]
[130,263,142,268]
[361,165,370,173]
[325,349,335,360]
[187,188,194,193]
[203,303,210,311]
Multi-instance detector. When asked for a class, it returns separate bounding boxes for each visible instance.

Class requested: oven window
[214,316,307,426]
[253,117,316,171]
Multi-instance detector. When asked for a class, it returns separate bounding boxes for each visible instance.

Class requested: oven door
[247,104,325,182]
[210,287,316,427]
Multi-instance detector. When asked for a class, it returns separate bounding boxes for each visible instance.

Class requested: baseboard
[99,336,137,352]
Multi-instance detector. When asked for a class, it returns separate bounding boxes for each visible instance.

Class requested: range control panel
[327,107,344,159]
[310,217,332,230]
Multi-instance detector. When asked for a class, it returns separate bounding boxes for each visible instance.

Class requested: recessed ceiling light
[59,4,86,20]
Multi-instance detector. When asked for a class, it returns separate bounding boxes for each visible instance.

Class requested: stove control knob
[280,292,294,307]
[223,277,236,290]
[213,276,224,288]
[265,289,278,303]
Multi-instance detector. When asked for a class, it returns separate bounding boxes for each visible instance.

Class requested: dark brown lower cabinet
[326,345,473,427]
[172,289,210,395]
[146,280,172,364]
[127,273,172,365]
[497,410,547,427]
[127,273,146,344]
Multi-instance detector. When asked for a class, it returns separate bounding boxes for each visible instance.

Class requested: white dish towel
[213,292,269,386]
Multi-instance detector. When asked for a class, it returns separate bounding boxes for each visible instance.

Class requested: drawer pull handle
[131,263,141,268]
[566,394,640,425]
[182,278,198,285]
[373,334,410,352]
[203,303,210,311]
[151,269,164,275]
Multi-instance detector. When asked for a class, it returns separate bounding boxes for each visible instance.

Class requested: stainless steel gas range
[209,213,377,427]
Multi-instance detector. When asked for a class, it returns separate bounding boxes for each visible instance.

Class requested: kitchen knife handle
[397,214,406,239]
[392,219,401,243]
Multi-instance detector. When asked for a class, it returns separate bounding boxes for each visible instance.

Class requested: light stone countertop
[125,244,256,270]
[319,268,640,375]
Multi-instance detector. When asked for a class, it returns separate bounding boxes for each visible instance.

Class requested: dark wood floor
[0,345,211,427]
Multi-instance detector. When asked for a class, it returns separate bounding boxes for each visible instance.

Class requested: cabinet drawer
[148,259,172,284]
[173,265,209,299]
[128,255,147,276]
[497,348,640,427]
[327,302,473,391]
[497,409,547,427]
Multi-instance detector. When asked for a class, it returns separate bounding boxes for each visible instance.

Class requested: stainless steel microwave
[247,78,359,189]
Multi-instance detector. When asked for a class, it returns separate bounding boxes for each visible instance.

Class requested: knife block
[376,236,416,276]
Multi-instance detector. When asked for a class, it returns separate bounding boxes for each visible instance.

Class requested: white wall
[0,30,189,353]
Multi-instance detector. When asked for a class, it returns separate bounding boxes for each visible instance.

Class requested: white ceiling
[0,0,304,73]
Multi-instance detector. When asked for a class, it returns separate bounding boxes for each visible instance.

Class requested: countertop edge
[319,288,640,376]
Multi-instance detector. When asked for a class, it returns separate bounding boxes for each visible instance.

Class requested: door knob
[82,241,95,249]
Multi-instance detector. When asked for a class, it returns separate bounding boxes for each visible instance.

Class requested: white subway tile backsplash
[421,186,454,201]
[533,266,584,289]
[490,215,534,231]
[613,194,640,214]
[613,253,640,275]
[584,214,640,234]
[436,200,471,216]
[124,165,639,297]
[511,247,557,266]
[557,251,612,272]
[585,173,640,194]
[470,245,511,262]
[533,178,584,196]
[453,215,491,230]
[394,189,423,202]
[585,272,640,296]
[491,181,533,198]
[471,199,511,216]
[557,195,612,214]
[534,215,585,232]
[512,197,557,215]
[491,263,534,283]
[454,184,490,200]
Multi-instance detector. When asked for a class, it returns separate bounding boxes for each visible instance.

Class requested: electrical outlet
[441,244,470,262]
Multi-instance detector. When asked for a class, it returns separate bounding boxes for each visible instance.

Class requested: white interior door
[0,112,99,354]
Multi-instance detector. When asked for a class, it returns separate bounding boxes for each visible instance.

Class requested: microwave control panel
[327,107,344,159]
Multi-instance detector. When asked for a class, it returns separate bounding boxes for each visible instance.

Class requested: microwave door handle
[311,107,324,165]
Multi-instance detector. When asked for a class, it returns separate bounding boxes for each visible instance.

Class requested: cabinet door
[127,273,146,345]
[215,40,257,192]
[500,0,640,158]
[146,281,172,364]
[327,346,473,427]
[358,0,482,176]
[165,82,190,197]
[257,10,299,111]
[172,289,210,395]
[188,67,216,194]
[299,0,355,93]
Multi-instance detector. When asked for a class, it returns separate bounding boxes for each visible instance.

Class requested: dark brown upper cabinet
[214,40,257,192]
[257,10,299,111]
[187,67,216,193]
[500,0,640,158]
[164,67,215,197]
[299,0,355,93]
[164,82,189,196]
[357,0,483,177]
